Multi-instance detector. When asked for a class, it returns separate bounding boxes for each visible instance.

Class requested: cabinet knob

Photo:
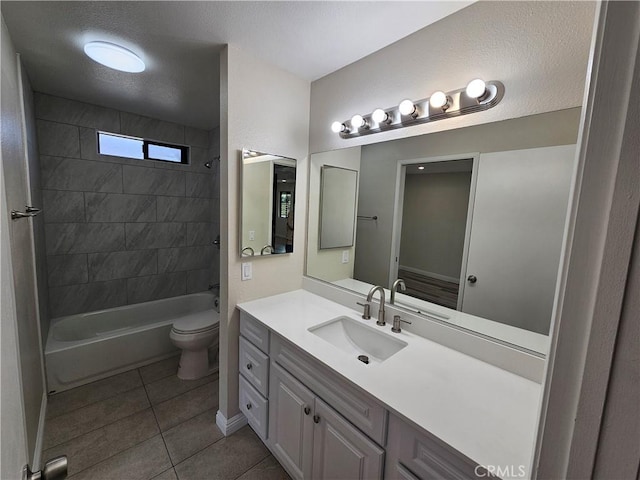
[246,363,252,370]
[313,415,320,424]
[246,403,252,410]
[304,406,311,415]
[467,275,477,284]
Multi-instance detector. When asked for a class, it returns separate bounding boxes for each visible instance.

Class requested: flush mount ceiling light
[84,41,145,73]
[331,79,504,139]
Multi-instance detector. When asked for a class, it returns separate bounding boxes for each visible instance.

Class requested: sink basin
[308,316,407,363]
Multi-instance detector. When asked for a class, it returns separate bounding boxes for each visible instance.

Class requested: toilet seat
[172,311,219,335]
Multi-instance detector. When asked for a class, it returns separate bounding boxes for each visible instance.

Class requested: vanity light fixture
[331,79,504,139]
[372,108,390,124]
[429,91,450,110]
[331,121,348,134]
[351,114,367,130]
[84,41,145,73]
[398,99,418,117]
[417,166,425,170]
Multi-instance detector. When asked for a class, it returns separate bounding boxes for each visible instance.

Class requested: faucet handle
[356,302,371,320]
[391,315,412,333]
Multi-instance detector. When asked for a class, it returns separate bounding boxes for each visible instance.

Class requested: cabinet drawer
[272,335,388,445]
[239,336,269,396]
[240,311,270,354]
[389,414,481,480]
[239,375,268,440]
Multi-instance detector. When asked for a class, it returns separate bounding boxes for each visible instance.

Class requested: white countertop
[237,289,542,478]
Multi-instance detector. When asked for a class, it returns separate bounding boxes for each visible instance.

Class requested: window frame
[97,131,190,165]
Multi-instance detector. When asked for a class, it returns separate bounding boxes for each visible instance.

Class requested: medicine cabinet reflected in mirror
[320,166,358,249]
[306,109,582,354]
[241,149,296,257]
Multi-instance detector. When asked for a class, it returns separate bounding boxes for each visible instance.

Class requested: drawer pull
[304,406,311,415]
[246,363,252,370]
[246,403,252,410]
[313,415,320,424]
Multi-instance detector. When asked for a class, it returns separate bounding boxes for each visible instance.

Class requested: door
[312,398,385,480]
[268,362,314,480]
[461,145,576,334]
[1,32,46,476]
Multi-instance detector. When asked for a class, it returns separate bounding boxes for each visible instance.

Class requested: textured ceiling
[1,1,472,129]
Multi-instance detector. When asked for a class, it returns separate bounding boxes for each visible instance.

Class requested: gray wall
[399,172,471,280]
[34,94,220,318]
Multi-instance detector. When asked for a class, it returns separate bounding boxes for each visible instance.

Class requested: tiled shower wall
[34,93,220,318]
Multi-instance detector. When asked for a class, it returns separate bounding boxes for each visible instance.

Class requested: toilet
[170,311,219,380]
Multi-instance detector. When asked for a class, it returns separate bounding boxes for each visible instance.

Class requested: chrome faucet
[241,246,254,256]
[260,245,274,255]
[390,279,406,305]
[366,286,386,326]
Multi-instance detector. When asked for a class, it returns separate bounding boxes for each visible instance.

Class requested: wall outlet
[249,230,255,241]
[341,250,349,264]
[241,262,252,281]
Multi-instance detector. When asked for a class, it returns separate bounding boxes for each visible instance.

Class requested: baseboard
[32,391,47,469]
[216,410,247,436]
[399,265,460,284]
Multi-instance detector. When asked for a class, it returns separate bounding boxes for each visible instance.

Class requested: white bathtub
[45,292,219,393]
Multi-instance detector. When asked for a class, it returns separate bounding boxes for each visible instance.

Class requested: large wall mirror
[306,108,582,355]
[241,149,296,257]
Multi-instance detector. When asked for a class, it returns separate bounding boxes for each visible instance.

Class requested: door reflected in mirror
[306,109,582,354]
[320,166,358,249]
[241,149,296,257]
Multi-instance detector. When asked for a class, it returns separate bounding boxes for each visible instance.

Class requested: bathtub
[45,292,219,393]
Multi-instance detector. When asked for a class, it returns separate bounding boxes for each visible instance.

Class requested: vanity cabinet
[269,361,384,480]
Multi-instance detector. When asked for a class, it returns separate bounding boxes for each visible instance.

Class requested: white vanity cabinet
[269,360,385,480]
[238,312,270,440]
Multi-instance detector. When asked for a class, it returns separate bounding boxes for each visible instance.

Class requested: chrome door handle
[467,275,477,284]
[11,206,42,220]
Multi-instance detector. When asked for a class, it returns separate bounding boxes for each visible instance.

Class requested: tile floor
[43,355,291,480]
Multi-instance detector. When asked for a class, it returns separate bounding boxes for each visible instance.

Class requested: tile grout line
[141,369,176,469]
[231,451,273,480]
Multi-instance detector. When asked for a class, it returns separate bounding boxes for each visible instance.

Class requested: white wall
[350,108,582,288]
[307,147,360,282]
[309,1,595,153]
[399,172,472,280]
[219,44,310,422]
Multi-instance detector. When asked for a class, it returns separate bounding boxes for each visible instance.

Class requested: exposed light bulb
[429,91,449,109]
[399,99,416,117]
[351,114,366,129]
[466,78,487,99]
[372,108,389,124]
[84,41,145,73]
[331,121,346,133]
[418,166,425,170]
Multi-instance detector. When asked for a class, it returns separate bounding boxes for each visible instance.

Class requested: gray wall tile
[157,197,211,222]
[127,272,186,304]
[187,269,212,294]
[120,112,184,144]
[36,120,80,158]
[123,165,185,196]
[188,146,212,173]
[185,127,209,148]
[125,223,186,249]
[158,246,213,273]
[45,223,125,255]
[40,156,122,193]
[34,93,120,132]
[186,172,213,198]
[42,190,85,223]
[88,250,157,282]
[186,223,214,246]
[85,193,156,222]
[47,254,88,287]
[49,279,127,318]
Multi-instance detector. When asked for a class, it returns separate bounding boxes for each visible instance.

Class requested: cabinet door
[268,362,314,480]
[312,398,385,480]
[461,144,575,334]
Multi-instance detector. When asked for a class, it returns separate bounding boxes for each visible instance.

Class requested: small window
[98,132,189,164]
[280,192,292,218]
